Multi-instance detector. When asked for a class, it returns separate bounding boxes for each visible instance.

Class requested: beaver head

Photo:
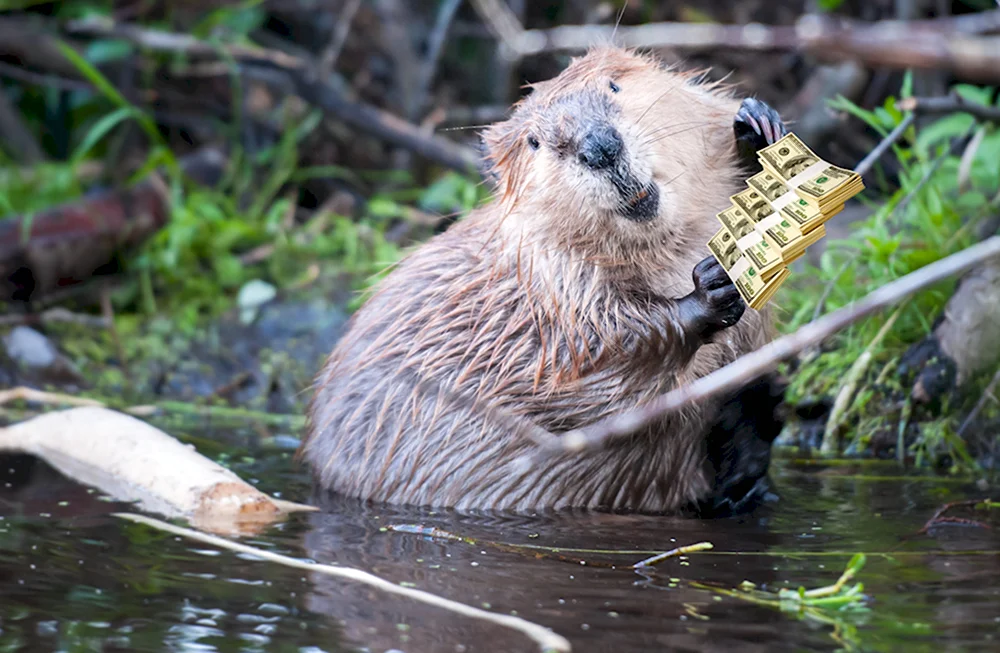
[480,47,739,261]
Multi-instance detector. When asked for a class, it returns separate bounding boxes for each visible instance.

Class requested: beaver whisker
[634,81,683,131]
[638,121,711,147]
[642,124,711,147]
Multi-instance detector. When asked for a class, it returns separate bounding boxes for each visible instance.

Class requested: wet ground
[1,448,998,653]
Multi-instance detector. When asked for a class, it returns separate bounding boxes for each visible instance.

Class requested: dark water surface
[1,452,998,653]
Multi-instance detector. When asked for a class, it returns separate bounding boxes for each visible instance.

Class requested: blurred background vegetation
[0,0,997,471]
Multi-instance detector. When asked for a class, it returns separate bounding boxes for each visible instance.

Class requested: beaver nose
[577,126,624,170]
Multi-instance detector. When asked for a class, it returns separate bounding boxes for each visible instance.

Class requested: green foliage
[0,4,488,337]
[780,81,1000,468]
[693,554,871,651]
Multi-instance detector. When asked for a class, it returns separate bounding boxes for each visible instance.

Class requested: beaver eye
[609,81,620,93]
[527,135,540,150]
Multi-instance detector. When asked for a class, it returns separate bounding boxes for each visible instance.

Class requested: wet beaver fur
[301,47,789,515]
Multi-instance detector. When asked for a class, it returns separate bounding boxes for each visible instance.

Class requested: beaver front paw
[734,97,787,171]
[680,256,746,340]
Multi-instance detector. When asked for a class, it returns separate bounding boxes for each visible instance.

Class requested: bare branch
[854,113,915,177]
[530,235,1000,459]
[65,17,304,69]
[117,513,572,653]
[414,0,465,117]
[957,367,1000,438]
[469,6,1000,82]
[318,0,363,78]
[898,93,1000,122]
[0,86,45,164]
[19,16,480,173]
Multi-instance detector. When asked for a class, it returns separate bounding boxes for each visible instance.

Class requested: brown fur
[301,47,773,512]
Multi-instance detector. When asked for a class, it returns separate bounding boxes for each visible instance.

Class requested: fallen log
[0,406,315,536]
[0,147,225,302]
[471,0,1000,83]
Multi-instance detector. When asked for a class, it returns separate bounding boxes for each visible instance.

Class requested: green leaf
[914,114,975,157]
[846,553,867,575]
[952,84,996,105]
[84,39,134,64]
[69,106,137,165]
[828,95,888,136]
[900,70,914,99]
[55,40,178,175]
[367,197,402,219]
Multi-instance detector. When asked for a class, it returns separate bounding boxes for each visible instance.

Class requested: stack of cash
[707,132,864,310]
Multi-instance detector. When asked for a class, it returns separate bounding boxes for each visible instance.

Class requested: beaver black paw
[695,372,788,517]
[734,97,787,172]
[681,256,745,339]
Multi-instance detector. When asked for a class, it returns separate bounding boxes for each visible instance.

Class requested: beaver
[301,46,789,515]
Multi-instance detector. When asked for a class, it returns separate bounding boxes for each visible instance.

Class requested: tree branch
[854,113,915,177]
[57,18,480,173]
[0,86,45,164]
[530,235,1000,459]
[470,5,1000,82]
[898,93,1000,122]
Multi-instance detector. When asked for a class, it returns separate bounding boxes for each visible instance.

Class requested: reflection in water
[0,453,997,652]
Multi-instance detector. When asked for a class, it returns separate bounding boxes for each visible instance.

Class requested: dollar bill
[730,188,805,249]
[716,205,782,275]
[746,170,787,203]
[734,263,766,305]
[707,228,741,271]
[707,228,790,308]
[757,133,859,206]
[730,187,775,222]
[747,170,825,231]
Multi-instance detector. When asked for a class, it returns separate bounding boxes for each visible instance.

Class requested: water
[1,452,997,653]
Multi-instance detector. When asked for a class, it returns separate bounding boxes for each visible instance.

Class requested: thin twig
[853,113,915,177]
[898,94,1000,122]
[0,386,104,408]
[414,0,464,117]
[811,254,858,323]
[529,236,1000,459]
[820,306,903,454]
[956,367,1000,438]
[318,0,362,78]
[917,499,994,534]
[469,0,526,58]
[0,307,109,327]
[633,542,714,568]
[892,125,976,223]
[115,513,572,653]
[0,83,45,163]
[99,284,129,380]
[65,18,304,69]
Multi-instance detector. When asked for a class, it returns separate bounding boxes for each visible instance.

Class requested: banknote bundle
[708,133,864,310]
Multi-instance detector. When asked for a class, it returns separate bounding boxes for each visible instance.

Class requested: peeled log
[902,256,1000,402]
[0,406,315,535]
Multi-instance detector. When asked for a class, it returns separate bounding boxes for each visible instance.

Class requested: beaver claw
[734,97,787,172]
[679,256,746,339]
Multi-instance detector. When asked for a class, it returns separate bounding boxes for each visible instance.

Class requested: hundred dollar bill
[730,188,805,251]
[749,267,791,311]
[708,229,784,308]
[707,228,742,274]
[757,133,860,209]
[715,205,782,278]
[747,170,825,231]
[733,259,767,306]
